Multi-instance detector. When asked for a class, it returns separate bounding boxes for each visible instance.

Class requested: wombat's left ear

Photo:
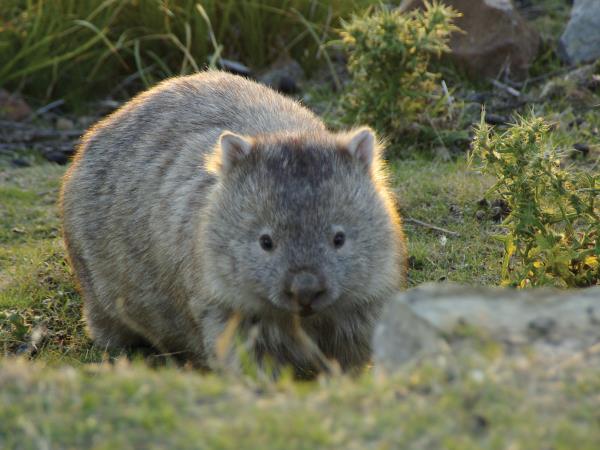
[344,127,376,168]
[218,131,253,174]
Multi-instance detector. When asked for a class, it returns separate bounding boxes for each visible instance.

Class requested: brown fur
[60,71,407,375]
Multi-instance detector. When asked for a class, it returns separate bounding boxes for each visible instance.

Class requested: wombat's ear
[218,131,253,174]
[344,127,376,168]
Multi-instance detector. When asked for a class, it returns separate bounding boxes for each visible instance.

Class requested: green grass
[0,153,504,362]
[0,161,100,362]
[392,158,503,286]
[0,125,597,449]
[0,0,374,107]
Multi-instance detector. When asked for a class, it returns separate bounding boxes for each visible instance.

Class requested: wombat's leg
[63,231,148,350]
[84,298,150,350]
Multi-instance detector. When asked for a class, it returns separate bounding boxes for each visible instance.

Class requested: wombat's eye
[259,234,274,251]
[333,231,345,249]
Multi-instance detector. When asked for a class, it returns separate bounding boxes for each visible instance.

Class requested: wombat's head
[201,128,405,318]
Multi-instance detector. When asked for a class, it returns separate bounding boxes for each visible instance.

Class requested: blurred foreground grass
[1,353,599,449]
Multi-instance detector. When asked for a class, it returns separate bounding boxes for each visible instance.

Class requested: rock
[400,283,600,343]
[258,56,304,94]
[10,158,31,168]
[490,198,510,221]
[55,117,74,131]
[218,59,252,78]
[77,116,96,129]
[401,0,540,79]
[44,151,69,165]
[373,299,448,372]
[559,0,600,65]
[0,89,32,121]
[484,112,509,125]
[375,283,600,372]
[572,142,590,157]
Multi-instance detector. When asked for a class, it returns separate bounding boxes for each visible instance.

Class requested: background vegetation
[0,0,371,105]
[339,1,463,147]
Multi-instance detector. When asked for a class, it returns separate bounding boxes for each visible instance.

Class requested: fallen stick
[489,78,521,97]
[1,129,83,143]
[404,217,461,237]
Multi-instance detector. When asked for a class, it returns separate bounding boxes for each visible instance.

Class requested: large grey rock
[401,283,600,340]
[374,283,600,372]
[559,0,600,64]
[401,0,540,79]
[373,301,448,372]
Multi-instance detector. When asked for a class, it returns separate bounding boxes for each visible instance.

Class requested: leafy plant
[470,113,600,288]
[338,1,462,149]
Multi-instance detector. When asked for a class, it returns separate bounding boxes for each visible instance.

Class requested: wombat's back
[60,72,325,356]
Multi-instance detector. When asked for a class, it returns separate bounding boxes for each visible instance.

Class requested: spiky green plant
[470,113,600,288]
[338,1,462,148]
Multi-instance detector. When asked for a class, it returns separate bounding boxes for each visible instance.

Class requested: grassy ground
[0,151,503,361]
[2,147,597,448]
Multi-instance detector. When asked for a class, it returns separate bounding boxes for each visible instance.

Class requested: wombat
[61,71,407,376]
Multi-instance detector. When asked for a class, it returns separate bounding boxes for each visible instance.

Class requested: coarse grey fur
[61,71,407,376]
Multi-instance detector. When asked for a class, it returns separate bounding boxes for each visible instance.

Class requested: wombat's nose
[285,271,326,308]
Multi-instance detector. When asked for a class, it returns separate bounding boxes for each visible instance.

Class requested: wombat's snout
[284,270,327,315]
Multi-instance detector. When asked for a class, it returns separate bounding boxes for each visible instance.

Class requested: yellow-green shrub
[470,114,599,288]
[338,1,461,147]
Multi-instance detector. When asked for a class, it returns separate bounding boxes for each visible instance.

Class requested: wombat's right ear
[343,127,377,169]
[217,131,253,174]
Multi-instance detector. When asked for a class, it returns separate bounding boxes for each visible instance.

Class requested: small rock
[276,75,299,95]
[44,151,69,165]
[475,210,486,221]
[559,0,600,64]
[258,56,304,94]
[218,59,252,77]
[477,198,491,209]
[490,198,510,221]
[0,89,32,121]
[572,142,590,157]
[485,113,509,126]
[77,116,95,128]
[11,158,30,168]
[55,117,74,130]
[449,204,462,218]
[527,317,557,339]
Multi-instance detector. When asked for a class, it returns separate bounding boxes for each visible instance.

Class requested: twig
[489,78,521,97]
[404,217,461,237]
[27,99,65,120]
[0,119,32,129]
[2,129,83,143]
